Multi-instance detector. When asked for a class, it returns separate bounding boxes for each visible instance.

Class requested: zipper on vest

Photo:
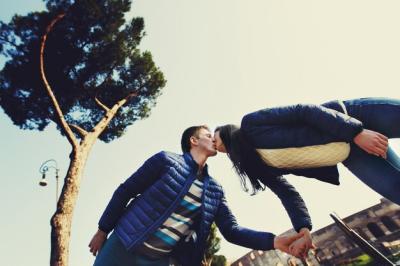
[127,171,198,250]
[196,175,210,251]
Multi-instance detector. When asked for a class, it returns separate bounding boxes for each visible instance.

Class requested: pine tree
[0,1,166,265]
[202,223,227,266]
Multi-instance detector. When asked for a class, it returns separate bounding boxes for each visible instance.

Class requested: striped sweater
[136,178,203,258]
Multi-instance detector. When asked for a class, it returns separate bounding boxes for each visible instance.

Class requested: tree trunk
[49,136,95,266]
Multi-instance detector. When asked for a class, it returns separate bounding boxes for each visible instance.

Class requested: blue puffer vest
[241,100,364,185]
[98,151,274,265]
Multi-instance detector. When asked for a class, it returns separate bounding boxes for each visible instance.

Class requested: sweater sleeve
[98,151,166,233]
[214,193,276,251]
[242,104,363,142]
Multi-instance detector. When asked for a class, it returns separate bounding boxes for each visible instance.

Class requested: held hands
[273,231,305,256]
[354,129,388,159]
[88,229,107,256]
[273,228,316,259]
[288,228,316,259]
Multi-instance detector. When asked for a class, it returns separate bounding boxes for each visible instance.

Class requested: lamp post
[330,212,395,266]
[39,159,60,207]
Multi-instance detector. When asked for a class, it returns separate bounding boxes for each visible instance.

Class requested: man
[89,125,305,265]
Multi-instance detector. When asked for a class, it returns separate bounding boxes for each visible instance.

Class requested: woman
[214,97,400,256]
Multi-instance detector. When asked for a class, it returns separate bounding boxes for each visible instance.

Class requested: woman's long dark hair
[215,124,265,195]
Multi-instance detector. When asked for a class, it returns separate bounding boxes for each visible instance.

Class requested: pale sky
[1,1,400,265]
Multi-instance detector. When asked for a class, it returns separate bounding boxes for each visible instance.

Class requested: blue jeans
[93,232,171,266]
[342,97,400,205]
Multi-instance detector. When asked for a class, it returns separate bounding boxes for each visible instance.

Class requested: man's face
[192,128,217,157]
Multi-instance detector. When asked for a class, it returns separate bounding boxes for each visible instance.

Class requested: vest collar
[183,152,209,176]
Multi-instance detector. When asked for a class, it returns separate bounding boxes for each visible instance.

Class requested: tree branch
[92,90,139,137]
[94,96,110,112]
[92,65,118,113]
[69,124,88,138]
[120,91,139,104]
[40,13,79,149]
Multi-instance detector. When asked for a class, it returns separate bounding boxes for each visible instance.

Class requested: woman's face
[214,131,227,153]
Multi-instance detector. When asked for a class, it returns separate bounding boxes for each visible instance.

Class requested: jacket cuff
[294,221,312,233]
[265,233,276,250]
[98,223,112,234]
[344,118,364,141]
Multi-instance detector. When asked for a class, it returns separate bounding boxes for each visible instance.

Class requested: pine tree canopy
[0,0,166,142]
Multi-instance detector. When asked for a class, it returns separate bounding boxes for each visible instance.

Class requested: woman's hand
[289,228,316,258]
[353,129,388,159]
[273,231,304,256]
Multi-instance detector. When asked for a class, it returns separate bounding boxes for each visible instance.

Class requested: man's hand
[88,229,107,256]
[273,231,304,255]
[288,228,316,259]
[354,129,388,159]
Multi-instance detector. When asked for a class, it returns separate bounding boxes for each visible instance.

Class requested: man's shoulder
[154,151,199,176]
[158,150,182,160]
[150,151,184,165]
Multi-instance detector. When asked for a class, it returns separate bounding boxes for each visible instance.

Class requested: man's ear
[189,136,198,147]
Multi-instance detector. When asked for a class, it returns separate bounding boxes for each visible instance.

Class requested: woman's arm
[242,104,363,142]
[261,175,315,256]
[214,192,306,256]
[354,129,388,158]
[260,175,312,232]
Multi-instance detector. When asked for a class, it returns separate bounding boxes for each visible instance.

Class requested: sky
[1,1,400,265]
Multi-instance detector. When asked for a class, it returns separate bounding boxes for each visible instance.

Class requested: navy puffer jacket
[241,100,364,185]
[98,151,275,265]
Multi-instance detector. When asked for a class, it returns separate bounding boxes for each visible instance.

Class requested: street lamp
[330,212,395,266]
[39,159,60,207]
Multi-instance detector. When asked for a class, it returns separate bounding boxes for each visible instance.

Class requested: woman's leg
[341,98,400,204]
[344,97,400,138]
[342,145,400,205]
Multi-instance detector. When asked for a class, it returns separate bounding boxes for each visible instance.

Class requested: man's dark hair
[181,125,210,153]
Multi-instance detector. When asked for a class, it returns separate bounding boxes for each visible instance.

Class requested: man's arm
[98,151,167,233]
[214,193,302,252]
[88,152,167,256]
[88,229,107,256]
